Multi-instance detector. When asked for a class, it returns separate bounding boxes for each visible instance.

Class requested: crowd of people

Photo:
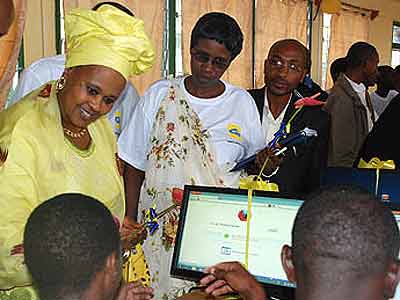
[1,1,400,300]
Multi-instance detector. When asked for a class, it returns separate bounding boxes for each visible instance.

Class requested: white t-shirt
[8,54,140,138]
[370,90,399,118]
[118,77,265,171]
[262,89,290,145]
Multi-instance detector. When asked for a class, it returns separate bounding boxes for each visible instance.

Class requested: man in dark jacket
[248,39,329,196]
[357,94,400,168]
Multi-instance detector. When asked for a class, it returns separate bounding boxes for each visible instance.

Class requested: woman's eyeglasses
[191,50,230,70]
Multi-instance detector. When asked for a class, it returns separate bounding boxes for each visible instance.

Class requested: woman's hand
[120,216,147,250]
[116,281,154,300]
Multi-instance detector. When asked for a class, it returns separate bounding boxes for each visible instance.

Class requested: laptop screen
[171,185,303,289]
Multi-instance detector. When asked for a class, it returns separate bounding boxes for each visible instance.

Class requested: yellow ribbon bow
[358,157,396,196]
[358,157,396,170]
[239,175,279,192]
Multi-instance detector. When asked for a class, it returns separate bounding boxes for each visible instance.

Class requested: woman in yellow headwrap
[0,5,155,300]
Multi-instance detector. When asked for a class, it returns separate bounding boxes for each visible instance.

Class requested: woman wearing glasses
[118,12,264,300]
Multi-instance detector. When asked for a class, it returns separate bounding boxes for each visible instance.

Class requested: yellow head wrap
[64,4,155,79]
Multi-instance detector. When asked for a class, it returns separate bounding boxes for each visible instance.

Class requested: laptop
[321,168,400,208]
[171,185,303,300]
[378,170,400,209]
[321,167,377,194]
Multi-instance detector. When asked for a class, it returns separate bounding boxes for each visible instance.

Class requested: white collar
[264,88,292,111]
[344,74,366,94]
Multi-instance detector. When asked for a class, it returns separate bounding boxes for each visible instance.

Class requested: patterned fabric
[0,83,147,298]
[0,286,37,300]
[139,79,229,300]
[122,244,151,287]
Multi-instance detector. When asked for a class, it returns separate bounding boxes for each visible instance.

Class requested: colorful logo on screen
[238,209,248,221]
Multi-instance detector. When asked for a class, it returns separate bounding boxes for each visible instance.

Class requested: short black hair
[92,1,134,17]
[394,65,400,73]
[292,185,400,285]
[346,41,378,70]
[190,12,243,60]
[269,39,308,69]
[377,65,395,87]
[24,194,120,300]
[378,65,394,73]
[330,57,347,82]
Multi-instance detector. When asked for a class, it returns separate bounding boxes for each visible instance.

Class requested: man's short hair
[346,41,378,70]
[330,57,347,83]
[377,65,395,87]
[378,65,394,74]
[292,185,400,284]
[24,194,120,300]
[190,12,243,61]
[268,39,308,69]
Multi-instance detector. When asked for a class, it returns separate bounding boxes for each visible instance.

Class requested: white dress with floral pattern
[138,79,233,300]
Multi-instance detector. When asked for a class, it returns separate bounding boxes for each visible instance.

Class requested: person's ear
[62,68,73,81]
[384,260,400,299]
[299,69,308,83]
[281,245,296,283]
[105,251,120,275]
[100,251,122,300]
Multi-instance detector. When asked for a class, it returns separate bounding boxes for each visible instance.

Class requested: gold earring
[56,76,66,92]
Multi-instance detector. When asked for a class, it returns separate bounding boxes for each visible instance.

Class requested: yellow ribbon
[285,106,303,134]
[244,188,252,269]
[237,101,301,271]
[358,157,396,195]
[239,176,278,268]
[239,156,279,269]
[358,157,396,170]
[239,175,279,192]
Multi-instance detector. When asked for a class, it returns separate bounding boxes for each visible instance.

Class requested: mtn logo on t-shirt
[227,123,242,141]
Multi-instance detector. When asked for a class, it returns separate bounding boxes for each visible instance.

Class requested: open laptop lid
[321,167,376,194]
[171,185,303,300]
[321,168,400,209]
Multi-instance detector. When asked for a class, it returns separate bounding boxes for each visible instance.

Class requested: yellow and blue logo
[227,123,242,141]
[115,111,121,130]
